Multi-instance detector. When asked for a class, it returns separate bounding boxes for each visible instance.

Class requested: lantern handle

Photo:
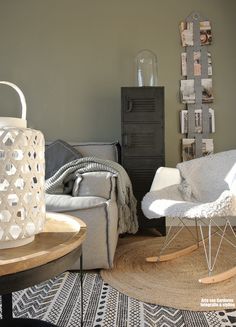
[0,81,27,120]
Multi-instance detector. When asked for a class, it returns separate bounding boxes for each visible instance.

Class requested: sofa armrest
[73,171,117,200]
[150,167,181,191]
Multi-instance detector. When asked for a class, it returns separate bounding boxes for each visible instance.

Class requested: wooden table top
[0,212,86,277]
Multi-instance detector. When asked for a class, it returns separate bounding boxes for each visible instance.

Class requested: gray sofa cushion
[45,139,82,179]
[71,141,120,162]
[73,172,116,199]
[46,193,108,211]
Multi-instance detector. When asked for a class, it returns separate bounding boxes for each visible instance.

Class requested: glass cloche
[135,49,158,87]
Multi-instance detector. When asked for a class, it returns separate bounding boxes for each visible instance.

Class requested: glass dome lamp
[135,49,158,87]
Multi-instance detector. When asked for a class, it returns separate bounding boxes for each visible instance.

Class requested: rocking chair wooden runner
[142,153,236,284]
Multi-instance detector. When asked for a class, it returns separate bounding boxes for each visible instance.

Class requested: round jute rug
[101,232,236,311]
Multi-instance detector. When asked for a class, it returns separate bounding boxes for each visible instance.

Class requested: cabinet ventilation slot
[131,133,155,147]
[130,98,155,112]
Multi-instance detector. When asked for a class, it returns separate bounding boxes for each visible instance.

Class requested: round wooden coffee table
[0,212,86,326]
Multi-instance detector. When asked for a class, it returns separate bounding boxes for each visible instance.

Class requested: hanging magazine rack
[179,11,214,161]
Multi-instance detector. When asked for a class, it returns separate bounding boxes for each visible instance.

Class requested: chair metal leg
[146,216,236,283]
[199,218,236,283]
[195,218,200,248]
[146,217,201,262]
[208,220,212,276]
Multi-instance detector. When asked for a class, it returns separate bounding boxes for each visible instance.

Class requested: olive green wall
[0,0,235,166]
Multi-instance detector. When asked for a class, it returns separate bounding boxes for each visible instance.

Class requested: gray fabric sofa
[45,142,120,270]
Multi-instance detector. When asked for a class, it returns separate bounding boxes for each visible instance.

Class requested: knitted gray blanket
[45,157,138,234]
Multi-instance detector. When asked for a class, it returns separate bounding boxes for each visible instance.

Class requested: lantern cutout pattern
[0,81,45,249]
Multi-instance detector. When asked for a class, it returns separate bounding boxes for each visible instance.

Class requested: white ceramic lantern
[0,81,45,249]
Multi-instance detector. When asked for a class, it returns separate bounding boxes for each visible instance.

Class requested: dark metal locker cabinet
[121,86,166,235]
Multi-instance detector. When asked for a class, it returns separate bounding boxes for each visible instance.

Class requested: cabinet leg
[138,217,166,236]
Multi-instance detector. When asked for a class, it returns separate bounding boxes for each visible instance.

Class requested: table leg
[2,293,13,320]
[80,252,83,327]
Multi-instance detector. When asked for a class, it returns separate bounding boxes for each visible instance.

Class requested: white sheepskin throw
[142,150,236,220]
[142,186,236,219]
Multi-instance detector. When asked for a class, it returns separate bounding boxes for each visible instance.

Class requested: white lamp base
[0,236,35,249]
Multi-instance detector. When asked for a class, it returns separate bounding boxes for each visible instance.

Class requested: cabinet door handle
[127,100,133,112]
[123,134,129,147]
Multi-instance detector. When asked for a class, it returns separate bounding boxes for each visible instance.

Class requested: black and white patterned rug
[1,272,236,327]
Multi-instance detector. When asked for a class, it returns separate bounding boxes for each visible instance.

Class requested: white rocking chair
[142,150,236,284]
